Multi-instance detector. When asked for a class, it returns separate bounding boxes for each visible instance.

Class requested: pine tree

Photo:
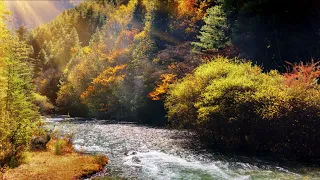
[192,5,230,51]
[35,49,48,76]
[0,2,40,166]
[3,37,40,167]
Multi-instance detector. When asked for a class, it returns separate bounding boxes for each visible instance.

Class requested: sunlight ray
[3,0,76,29]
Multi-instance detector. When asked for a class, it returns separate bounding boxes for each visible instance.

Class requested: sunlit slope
[4,0,82,29]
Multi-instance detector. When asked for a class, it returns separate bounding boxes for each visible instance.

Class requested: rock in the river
[132,156,141,163]
[125,151,137,156]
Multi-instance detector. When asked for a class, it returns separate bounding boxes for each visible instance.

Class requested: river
[46,117,320,180]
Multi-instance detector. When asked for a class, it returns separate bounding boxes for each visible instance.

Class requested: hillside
[21,0,320,123]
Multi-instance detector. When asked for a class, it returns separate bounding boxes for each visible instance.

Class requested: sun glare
[4,0,68,29]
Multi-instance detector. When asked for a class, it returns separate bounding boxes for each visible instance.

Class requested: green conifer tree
[0,6,40,165]
[3,37,40,167]
[193,5,230,51]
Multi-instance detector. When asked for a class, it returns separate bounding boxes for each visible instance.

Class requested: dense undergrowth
[165,57,320,160]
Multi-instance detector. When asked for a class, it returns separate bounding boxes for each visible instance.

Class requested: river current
[46,117,320,180]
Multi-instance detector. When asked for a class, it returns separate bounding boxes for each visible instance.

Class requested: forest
[1,0,320,175]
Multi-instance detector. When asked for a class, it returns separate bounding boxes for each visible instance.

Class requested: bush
[52,138,74,155]
[165,57,320,160]
[54,140,64,155]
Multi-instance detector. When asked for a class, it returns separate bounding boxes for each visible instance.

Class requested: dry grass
[48,138,74,155]
[2,139,108,180]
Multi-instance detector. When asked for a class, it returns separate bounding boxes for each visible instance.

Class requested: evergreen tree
[34,49,48,77]
[0,3,40,167]
[2,37,40,167]
[192,5,230,51]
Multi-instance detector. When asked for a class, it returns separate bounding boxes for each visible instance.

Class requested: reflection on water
[46,118,320,180]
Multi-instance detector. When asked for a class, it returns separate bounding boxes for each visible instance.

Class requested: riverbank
[2,139,108,180]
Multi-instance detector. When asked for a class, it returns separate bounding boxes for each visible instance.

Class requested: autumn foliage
[165,57,320,160]
[284,60,320,89]
[2,0,320,164]
[79,64,129,118]
[175,0,209,33]
[149,73,176,100]
[80,65,127,111]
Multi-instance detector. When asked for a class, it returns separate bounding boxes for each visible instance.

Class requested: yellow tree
[171,0,209,36]
[149,73,176,100]
[80,65,127,118]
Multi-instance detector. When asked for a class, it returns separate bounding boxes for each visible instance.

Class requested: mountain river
[45,117,320,180]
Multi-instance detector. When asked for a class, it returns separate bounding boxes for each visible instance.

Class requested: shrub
[284,60,320,89]
[54,140,64,155]
[165,57,320,160]
[53,138,74,155]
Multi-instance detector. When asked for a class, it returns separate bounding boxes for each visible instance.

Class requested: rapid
[46,117,320,180]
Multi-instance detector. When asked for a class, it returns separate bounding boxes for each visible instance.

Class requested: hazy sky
[4,0,83,29]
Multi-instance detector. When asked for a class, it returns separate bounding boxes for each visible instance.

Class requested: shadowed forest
[1,0,320,174]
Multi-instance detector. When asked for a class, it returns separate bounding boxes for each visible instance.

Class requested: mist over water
[47,118,320,180]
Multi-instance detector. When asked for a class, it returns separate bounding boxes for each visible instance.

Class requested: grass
[2,139,108,180]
